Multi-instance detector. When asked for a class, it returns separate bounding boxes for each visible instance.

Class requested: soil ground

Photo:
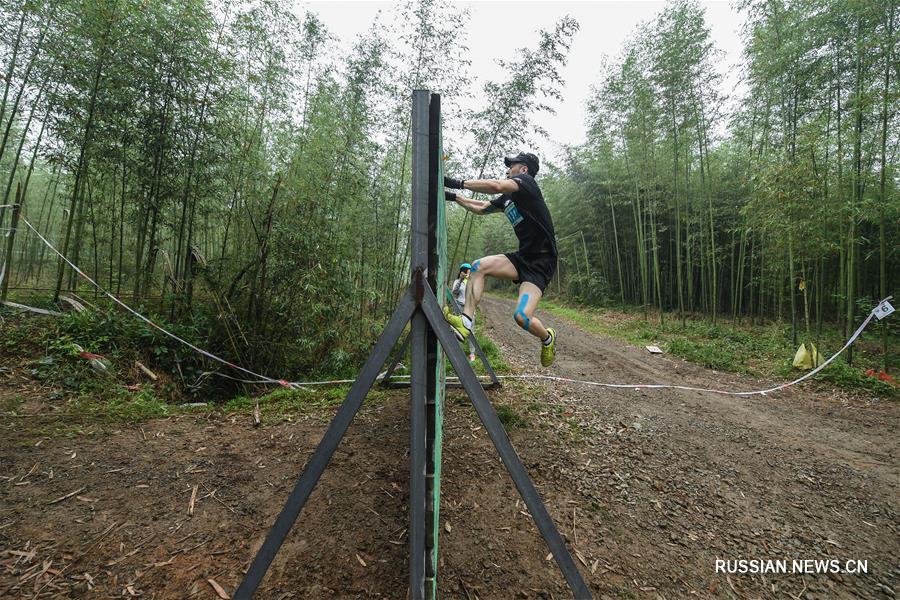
[1,296,898,599]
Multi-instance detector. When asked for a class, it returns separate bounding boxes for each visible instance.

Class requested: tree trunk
[789,234,797,347]
[0,11,26,140]
[670,97,684,325]
[54,21,111,302]
[0,183,22,302]
[1,68,51,214]
[27,164,58,280]
[649,196,664,324]
[846,20,864,366]
[608,188,625,304]
[878,3,894,371]
[0,11,50,181]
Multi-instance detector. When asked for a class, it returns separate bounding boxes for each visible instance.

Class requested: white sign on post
[873,299,895,321]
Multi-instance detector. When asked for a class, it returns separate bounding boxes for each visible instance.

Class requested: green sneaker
[443,306,471,342]
[540,328,556,367]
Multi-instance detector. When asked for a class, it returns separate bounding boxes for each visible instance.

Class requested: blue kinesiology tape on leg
[471,259,480,272]
[514,294,531,331]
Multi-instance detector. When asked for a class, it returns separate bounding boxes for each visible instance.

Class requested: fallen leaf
[207,578,229,599]
[151,557,175,567]
[47,487,86,505]
[188,485,198,515]
[574,550,588,566]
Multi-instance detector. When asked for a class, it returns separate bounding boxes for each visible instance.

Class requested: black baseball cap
[504,152,539,176]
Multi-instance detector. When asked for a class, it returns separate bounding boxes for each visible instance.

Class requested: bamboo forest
[1,0,897,385]
[1,1,899,599]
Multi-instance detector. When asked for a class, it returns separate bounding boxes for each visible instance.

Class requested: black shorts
[504,251,557,293]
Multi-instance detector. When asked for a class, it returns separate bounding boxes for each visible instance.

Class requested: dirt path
[476,295,899,598]
[0,300,898,599]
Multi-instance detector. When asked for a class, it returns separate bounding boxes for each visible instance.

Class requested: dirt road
[0,299,897,598]
[473,295,899,599]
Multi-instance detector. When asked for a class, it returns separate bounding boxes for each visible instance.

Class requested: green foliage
[515,0,899,381]
[2,0,896,406]
[3,304,213,398]
[565,272,612,306]
[68,386,172,422]
[53,305,209,391]
[666,338,742,372]
[1,0,481,390]
[815,360,899,395]
[442,331,511,378]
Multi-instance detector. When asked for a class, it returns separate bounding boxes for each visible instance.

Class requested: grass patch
[387,328,511,379]
[72,387,173,421]
[495,403,528,429]
[473,333,512,373]
[0,385,176,441]
[0,384,395,441]
[445,331,512,377]
[223,385,390,422]
[811,360,900,395]
[535,298,899,397]
[3,386,174,424]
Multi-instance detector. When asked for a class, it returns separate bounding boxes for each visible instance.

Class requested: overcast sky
[300,1,748,163]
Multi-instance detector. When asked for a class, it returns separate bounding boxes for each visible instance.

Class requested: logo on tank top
[503,200,524,227]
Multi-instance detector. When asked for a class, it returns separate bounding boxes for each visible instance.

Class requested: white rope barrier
[20,216,301,390]
[494,310,880,397]
[196,305,887,396]
[15,215,895,398]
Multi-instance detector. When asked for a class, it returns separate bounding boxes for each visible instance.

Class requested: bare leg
[513,282,549,341]
[463,254,518,320]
